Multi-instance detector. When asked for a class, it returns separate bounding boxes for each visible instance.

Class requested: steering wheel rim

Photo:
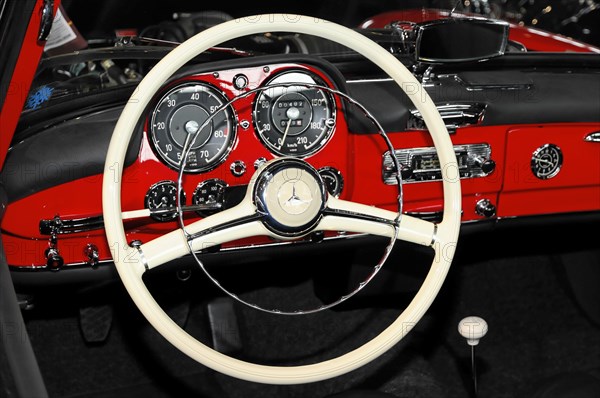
[103,14,461,384]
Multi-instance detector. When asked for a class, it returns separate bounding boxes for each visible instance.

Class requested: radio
[382,143,495,184]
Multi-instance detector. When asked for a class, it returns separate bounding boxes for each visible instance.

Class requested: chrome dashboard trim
[408,103,487,132]
[454,74,533,91]
[39,215,104,235]
[345,78,394,84]
[9,259,114,271]
[131,241,149,271]
[382,143,492,184]
[584,131,600,143]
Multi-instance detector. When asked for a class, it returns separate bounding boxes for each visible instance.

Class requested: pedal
[207,297,243,354]
[79,304,113,344]
[16,294,35,311]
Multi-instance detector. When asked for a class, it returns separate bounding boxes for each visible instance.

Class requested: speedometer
[253,71,335,157]
[150,82,236,173]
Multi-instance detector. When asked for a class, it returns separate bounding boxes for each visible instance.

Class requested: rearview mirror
[415,18,509,63]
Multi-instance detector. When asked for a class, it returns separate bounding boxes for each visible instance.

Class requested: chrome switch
[475,199,496,218]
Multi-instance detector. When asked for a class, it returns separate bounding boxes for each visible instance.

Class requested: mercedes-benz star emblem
[277,180,313,215]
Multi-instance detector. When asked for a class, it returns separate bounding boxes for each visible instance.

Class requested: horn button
[253,159,326,237]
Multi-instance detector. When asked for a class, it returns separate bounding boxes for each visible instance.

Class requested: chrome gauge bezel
[149,81,237,173]
[317,166,344,197]
[531,143,563,180]
[192,178,228,216]
[144,180,186,222]
[252,70,336,158]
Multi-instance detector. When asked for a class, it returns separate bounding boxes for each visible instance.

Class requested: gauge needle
[536,158,554,166]
[279,117,293,151]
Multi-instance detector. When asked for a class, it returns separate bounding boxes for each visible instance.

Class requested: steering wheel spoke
[139,201,266,270]
[321,196,436,246]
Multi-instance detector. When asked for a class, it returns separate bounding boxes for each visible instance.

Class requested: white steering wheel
[103,14,461,385]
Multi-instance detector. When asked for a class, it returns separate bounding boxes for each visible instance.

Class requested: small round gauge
[531,143,563,179]
[318,166,344,197]
[253,71,336,157]
[193,179,227,216]
[150,82,236,173]
[144,180,186,222]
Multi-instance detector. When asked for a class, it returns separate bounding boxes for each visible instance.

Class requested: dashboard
[2,54,600,272]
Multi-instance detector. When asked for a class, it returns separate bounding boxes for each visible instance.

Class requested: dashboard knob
[230,160,246,177]
[45,248,64,271]
[475,199,496,218]
[254,157,267,170]
[129,240,142,248]
[233,74,249,90]
[473,156,496,174]
[84,244,99,268]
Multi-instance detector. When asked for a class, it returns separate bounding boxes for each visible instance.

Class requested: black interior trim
[1,106,142,203]
[347,69,600,133]
[0,186,49,398]
[15,84,137,135]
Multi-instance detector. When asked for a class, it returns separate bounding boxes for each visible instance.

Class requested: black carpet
[21,224,600,398]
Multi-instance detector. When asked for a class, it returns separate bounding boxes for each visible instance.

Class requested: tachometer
[253,71,335,157]
[150,82,236,172]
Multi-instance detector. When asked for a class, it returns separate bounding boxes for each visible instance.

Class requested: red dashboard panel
[3,62,354,268]
[499,124,600,217]
[349,125,507,219]
[2,59,599,269]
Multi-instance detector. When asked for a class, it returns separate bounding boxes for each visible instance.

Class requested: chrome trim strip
[408,103,487,132]
[405,210,443,223]
[322,207,397,227]
[185,213,264,241]
[216,231,370,252]
[133,244,149,271]
[454,74,533,91]
[584,131,600,143]
[9,259,113,271]
[39,215,104,235]
[345,78,394,84]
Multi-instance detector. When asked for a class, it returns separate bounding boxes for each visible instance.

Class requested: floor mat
[21,236,600,398]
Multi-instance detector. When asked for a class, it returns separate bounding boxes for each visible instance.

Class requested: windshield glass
[22,0,600,114]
